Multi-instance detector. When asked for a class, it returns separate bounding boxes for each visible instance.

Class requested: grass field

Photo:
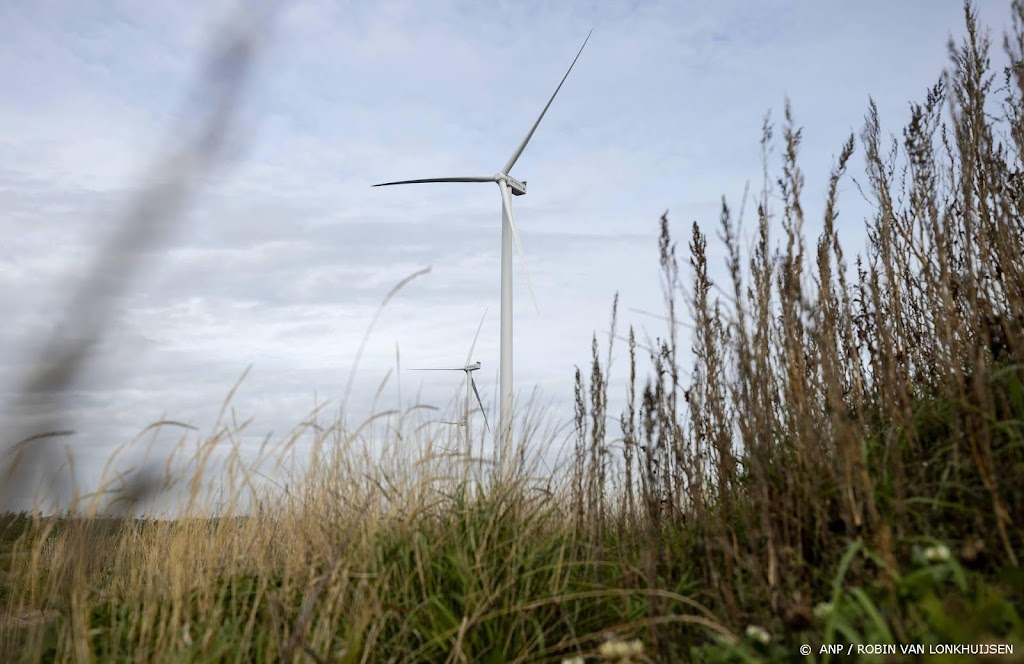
[3,3,1024,662]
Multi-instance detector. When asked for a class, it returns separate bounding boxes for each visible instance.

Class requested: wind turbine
[374,31,591,469]
[412,309,490,480]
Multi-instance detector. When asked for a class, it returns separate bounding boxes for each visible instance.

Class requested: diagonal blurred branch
[1,0,279,513]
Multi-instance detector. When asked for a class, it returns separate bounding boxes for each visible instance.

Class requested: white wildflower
[813,602,834,620]
[597,638,644,661]
[745,624,771,645]
[923,544,951,563]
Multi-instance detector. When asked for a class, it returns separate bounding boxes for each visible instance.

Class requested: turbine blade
[465,307,488,366]
[500,181,539,313]
[501,29,592,175]
[410,367,464,371]
[470,376,490,432]
[373,176,495,187]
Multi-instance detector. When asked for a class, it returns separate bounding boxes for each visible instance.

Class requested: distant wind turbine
[375,31,591,468]
[412,309,490,478]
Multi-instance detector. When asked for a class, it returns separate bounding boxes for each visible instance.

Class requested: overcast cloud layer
[0,1,1014,511]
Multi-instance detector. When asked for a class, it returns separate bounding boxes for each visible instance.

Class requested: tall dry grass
[571,1,1024,658]
[4,2,1024,662]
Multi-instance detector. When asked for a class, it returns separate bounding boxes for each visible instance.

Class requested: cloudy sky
[0,1,1015,510]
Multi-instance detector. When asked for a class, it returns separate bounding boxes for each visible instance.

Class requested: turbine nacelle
[497,173,527,196]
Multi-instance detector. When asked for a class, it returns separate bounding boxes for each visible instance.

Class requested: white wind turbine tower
[412,309,490,481]
[374,31,591,470]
